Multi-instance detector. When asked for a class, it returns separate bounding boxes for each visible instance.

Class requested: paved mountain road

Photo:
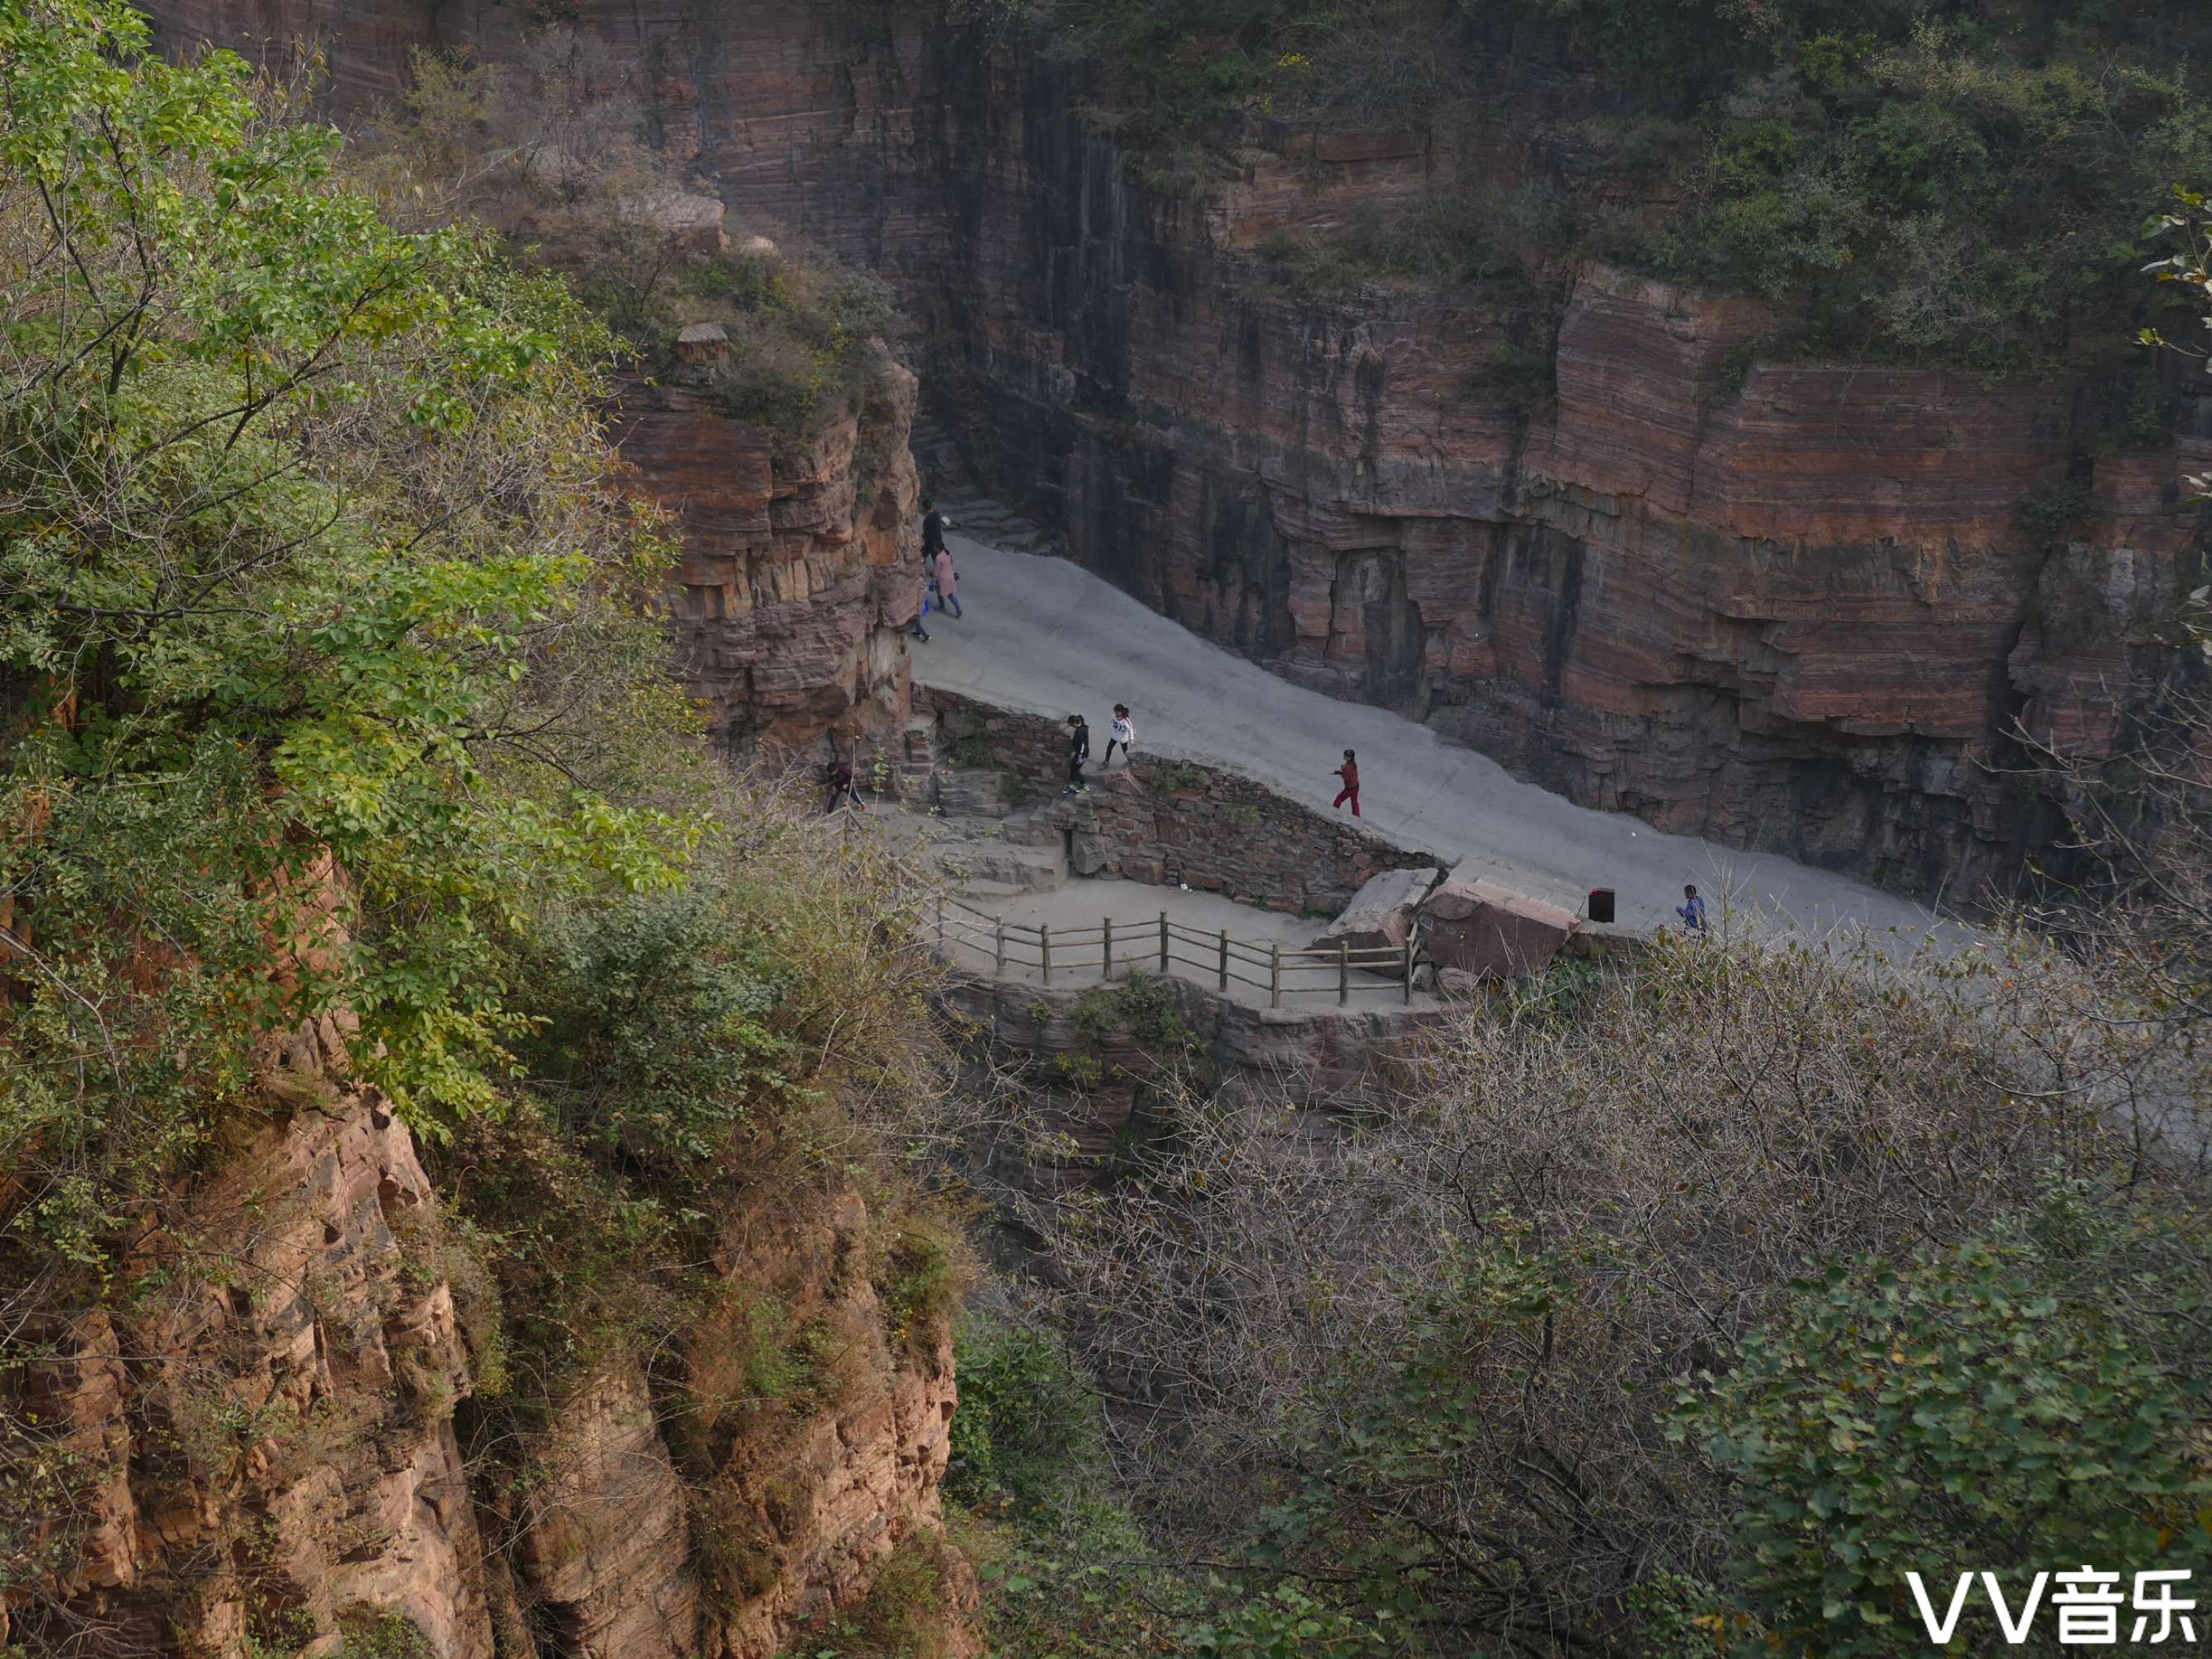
[915,534,1957,942]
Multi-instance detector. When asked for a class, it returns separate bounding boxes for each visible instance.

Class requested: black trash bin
[1587,888,1616,924]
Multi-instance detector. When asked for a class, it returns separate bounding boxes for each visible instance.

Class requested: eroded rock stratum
[4,1027,974,1659]
[146,0,2205,893]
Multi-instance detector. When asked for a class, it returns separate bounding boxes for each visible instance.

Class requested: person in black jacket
[1063,713,1091,795]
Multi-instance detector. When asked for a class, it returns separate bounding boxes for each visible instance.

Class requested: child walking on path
[1064,713,1091,794]
[1676,883,1708,932]
[932,546,961,618]
[1332,750,1360,817]
[1104,704,1135,767]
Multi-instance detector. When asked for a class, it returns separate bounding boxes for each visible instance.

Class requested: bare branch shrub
[1020,917,2206,1650]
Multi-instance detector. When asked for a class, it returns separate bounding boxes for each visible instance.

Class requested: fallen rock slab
[1418,878,1578,980]
[1319,866,1442,975]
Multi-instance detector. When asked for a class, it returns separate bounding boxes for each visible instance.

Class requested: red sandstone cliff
[139,1,2206,893]
[3,1024,975,1659]
[612,330,923,756]
[2,1020,499,1656]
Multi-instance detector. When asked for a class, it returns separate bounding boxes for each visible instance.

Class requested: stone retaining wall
[943,971,1454,1198]
[921,688,1438,915]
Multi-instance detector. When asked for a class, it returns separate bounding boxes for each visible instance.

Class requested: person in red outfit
[1332,749,1360,817]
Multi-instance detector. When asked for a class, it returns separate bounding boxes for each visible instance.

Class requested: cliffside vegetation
[0,6,965,1651]
[1004,0,2212,372]
[362,39,901,452]
[949,847,2212,1657]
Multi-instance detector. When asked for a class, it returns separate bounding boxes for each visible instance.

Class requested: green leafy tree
[0,0,699,1282]
[1680,1201,2212,1657]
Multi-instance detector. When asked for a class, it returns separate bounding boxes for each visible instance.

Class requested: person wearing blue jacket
[1677,884,1709,932]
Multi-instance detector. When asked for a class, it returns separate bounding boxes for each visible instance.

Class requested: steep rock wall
[4,1020,975,1659]
[505,1181,975,1659]
[613,342,924,754]
[901,58,2207,898]
[139,2,2209,892]
[2,1021,500,1657]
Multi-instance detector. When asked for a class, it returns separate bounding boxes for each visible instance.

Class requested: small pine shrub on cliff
[794,1527,972,1659]
[331,1613,434,1659]
[946,1317,1100,1508]
[509,883,800,1166]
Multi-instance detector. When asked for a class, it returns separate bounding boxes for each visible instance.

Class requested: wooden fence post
[994,920,1005,978]
[1041,924,1052,985]
[1218,929,1229,991]
[1102,915,1113,981]
[1270,941,1281,1009]
[1159,912,1169,974]
[1403,935,1414,1004]
[936,894,944,956]
[1338,937,1349,1005]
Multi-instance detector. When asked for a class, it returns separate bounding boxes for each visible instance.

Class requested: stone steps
[934,490,1055,554]
[999,803,1068,849]
[909,411,966,491]
[931,766,1008,818]
[955,877,1033,902]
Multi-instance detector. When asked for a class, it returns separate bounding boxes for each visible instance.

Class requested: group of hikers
[883,498,1715,932]
[1057,708,1137,793]
[910,497,958,642]
[1058,709,1362,813]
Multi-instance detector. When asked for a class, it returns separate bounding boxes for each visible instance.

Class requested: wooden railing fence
[808,794,1419,1005]
[932,893,1417,1007]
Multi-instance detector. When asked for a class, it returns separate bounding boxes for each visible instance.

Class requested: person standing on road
[933,544,961,619]
[1104,704,1135,768]
[1332,749,1360,817]
[921,497,946,562]
[1064,713,1091,795]
[1676,883,1709,932]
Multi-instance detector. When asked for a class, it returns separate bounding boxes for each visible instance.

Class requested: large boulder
[1417,878,1578,980]
[1319,866,1442,975]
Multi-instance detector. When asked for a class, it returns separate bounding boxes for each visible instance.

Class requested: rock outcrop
[1419,877,1579,980]
[2,1022,499,1658]
[509,1185,975,1659]
[612,335,923,756]
[4,1021,976,1659]
[1320,867,1443,971]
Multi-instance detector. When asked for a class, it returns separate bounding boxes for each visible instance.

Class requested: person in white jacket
[1104,704,1135,768]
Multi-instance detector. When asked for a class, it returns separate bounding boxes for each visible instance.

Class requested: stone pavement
[866,806,1437,1012]
[914,534,1963,944]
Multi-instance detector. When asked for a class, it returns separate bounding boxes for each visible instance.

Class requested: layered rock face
[612,334,924,756]
[141,6,2207,890]
[507,1181,974,1659]
[2,1022,499,1657]
[141,1,2209,894]
[4,1024,974,1659]
[905,73,2205,898]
